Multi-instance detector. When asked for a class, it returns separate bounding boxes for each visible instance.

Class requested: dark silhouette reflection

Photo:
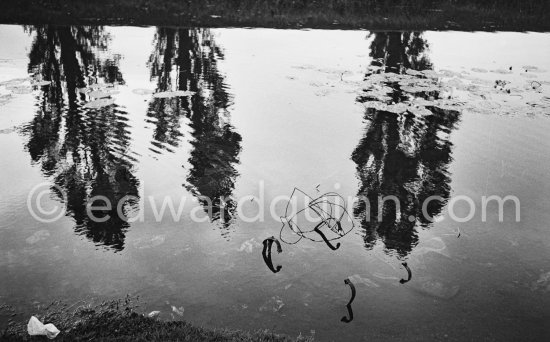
[353,32,460,257]
[368,31,432,74]
[22,25,138,251]
[146,28,241,234]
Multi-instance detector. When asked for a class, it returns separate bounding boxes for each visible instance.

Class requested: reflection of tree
[368,31,432,74]
[353,32,459,257]
[147,28,241,235]
[23,25,138,251]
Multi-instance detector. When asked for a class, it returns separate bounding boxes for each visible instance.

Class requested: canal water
[1,26,550,340]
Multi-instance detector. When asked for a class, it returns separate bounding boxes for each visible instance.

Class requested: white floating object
[147,311,161,318]
[348,274,380,287]
[133,235,166,249]
[6,85,33,94]
[88,90,117,99]
[0,77,31,86]
[26,230,50,244]
[83,98,115,109]
[152,90,195,98]
[238,238,261,253]
[171,306,184,316]
[27,316,60,339]
[32,81,51,87]
[132,88,155,95]
[412,277,460,299]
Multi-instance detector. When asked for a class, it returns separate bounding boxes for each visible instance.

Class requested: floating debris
[414,237,450,258]
[279,188,354,248]
[530,271,550,292]
[348,274,379,288]
[490,68,513,75]
[372,272,399,281]
[147,311,160,318]
[83,98,115,109]
[259,296,284,312]
[26,230,50,244]
[411,277,460,299]
[356,66,550,117]
[132,88,155,95]
[133,235,166,249]
[152,90,195,98]
[27,316,60,339]
[0,127,17,134]
[171,306,184,316]
[6,85,33,94]
[0,94,13,106]
[520,73,538,79]
[31,80,51,87]
[0,77,31,86]
[88,90,118,99]
[238,238,261,253]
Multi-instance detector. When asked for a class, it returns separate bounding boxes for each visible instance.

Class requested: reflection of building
[147,28,241,235]
[353,32,460,257]
[23,26,138,251]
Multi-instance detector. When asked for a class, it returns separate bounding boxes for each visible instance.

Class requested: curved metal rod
[399,262,412,284]
[313,222,341,250]
[271,237,283,253]
[262,238,282,273]
[341,304,354,323]
[341,278,356,323]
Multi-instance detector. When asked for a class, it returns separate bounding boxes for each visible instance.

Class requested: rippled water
[1,25,550,341]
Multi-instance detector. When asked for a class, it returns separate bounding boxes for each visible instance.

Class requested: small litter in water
[6,85,33,94]
[238,238,261,253]
[279,188,354,249]
[171,306,184,316]
[83,98,115,109]
[133,235,166,249]
[0,78,30,86]
[27,316,60,339]
[520,73,538,79]
[88,90,118,99]
[147,311,160,318]
[26,230,50,244]
[31,80,51,87]
[152,90,195,98]
[348,274,379,288]
[530,271,550,292]
[132,88,155,95]
[259,296,284,312]
[0,127,17,134]
[411,277,460,299]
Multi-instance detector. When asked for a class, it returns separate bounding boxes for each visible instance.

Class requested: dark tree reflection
[352,32,460,257]
[23,25,138,251]
[147,28,241,236]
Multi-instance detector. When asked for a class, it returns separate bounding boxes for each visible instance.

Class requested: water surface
[1,26,550,341]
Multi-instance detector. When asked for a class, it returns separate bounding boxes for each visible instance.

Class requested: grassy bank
[0,0,549,31]
[1,297,313,342]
